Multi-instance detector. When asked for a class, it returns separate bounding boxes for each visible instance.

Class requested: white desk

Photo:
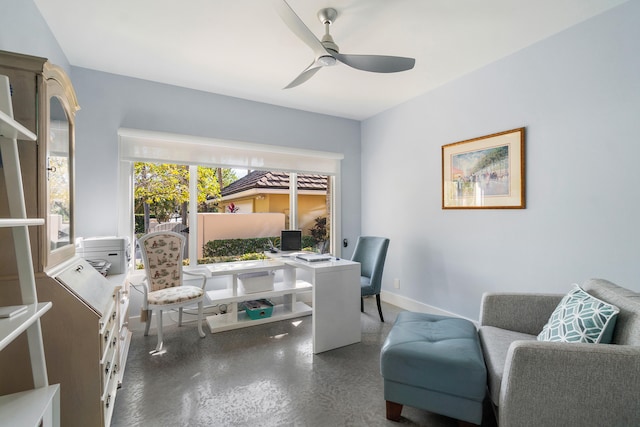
[295,257,362,354]
[204,256,361,354]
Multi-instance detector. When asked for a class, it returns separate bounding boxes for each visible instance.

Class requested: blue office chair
[351,236,390,322]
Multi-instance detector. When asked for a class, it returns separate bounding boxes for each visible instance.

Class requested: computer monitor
[281,230,302,252]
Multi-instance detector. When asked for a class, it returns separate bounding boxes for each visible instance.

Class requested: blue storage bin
[241,299,274,320]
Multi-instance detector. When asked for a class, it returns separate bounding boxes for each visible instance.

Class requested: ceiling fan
[275,0,416,89]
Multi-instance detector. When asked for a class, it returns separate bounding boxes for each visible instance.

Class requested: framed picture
[442,127,525,209]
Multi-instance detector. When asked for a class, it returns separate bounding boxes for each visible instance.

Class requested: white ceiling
[34,0,626,120]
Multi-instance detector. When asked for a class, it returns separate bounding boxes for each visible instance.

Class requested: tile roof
[222,170,327,196]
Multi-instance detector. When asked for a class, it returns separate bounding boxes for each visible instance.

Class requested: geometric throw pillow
[537,284,619,344]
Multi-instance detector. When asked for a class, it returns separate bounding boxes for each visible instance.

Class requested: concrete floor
[112,298,497,427]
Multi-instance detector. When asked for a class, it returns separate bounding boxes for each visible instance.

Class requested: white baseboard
[132,292,475,332]
[379,290,477,325]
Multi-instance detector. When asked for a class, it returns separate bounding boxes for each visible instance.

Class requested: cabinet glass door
[47,95,72,253]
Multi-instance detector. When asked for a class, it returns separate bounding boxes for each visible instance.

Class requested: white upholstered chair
[138,231,206,353]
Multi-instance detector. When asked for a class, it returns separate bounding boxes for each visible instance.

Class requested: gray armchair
[478,279,640,426]
[351,236,389,322]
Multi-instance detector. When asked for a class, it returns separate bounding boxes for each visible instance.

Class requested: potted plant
[309,217,329,253]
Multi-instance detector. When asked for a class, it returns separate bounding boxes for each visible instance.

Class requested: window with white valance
[117,128,344,261]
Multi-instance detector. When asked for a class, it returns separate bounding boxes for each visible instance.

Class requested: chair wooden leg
[197,301,205,338]
[361,297,364,312]
[386,401,403,421]
[376,294,384,322]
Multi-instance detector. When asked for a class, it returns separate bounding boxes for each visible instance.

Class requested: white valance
[118,128,343,175]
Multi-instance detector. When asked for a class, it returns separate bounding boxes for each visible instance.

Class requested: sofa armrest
[479,292,562,335]
[500,340,640,427]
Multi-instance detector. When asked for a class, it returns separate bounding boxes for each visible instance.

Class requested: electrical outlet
[393,278,400,289]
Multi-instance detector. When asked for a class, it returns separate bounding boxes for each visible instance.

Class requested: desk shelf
[206,280,312,305]
[206,301,312,333]
[206,259,286,276]
[204,261,312,333]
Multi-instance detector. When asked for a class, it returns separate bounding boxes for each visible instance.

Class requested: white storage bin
[238,271,275,294]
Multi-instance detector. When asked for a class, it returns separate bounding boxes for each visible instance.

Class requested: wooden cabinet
[1,259,130,427]
[0,51,46,272]
[40,258,128,426]
[0,50,79,272]
[0,50,130,426]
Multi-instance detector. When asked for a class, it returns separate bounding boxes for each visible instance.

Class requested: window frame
[117,128,343,265]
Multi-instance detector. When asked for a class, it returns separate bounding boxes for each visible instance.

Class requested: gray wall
[70,68,361,250]
[0,0,69,71]
[361,1,640,318]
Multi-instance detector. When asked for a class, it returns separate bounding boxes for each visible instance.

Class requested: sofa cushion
[537,284,619,344]
[478,326,536,405]
[582,278,640,346]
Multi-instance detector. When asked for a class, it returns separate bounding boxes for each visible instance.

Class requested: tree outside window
[134,163,237,234]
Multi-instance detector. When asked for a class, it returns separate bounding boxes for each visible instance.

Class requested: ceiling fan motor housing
[318,8,340,53]
[321,36,339,53]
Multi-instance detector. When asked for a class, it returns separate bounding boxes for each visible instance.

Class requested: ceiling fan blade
[332,52,415,73]
[284,61,323,89]
[275,0,328,58]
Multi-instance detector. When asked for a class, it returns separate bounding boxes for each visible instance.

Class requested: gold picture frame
[442,127,525,209]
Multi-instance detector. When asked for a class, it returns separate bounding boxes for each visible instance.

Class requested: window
[133,164,331,264]
[119,129,343,264]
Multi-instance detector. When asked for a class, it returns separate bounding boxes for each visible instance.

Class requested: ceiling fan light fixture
[318,55,337,67]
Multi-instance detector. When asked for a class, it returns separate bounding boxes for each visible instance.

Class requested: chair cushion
[381,312,486,401]
[537,284,619,344]
[478,326,537,405]
[148,285,204,305]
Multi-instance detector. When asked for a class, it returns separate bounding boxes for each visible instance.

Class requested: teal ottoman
[380,312,487,425]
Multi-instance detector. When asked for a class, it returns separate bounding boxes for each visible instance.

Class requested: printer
[77,236,130,275]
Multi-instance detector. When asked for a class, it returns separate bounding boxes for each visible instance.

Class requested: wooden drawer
[99,299,117,355]
[101,348,119,426]
[100,328,118,390]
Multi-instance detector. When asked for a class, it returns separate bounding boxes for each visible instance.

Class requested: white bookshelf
[205,260,313,333]
[0,218,44,227]
[0,109,35,140]
[206,279,313,305]
[0,384,60,427]
[0,302,51,351]
[0,74,60,427]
